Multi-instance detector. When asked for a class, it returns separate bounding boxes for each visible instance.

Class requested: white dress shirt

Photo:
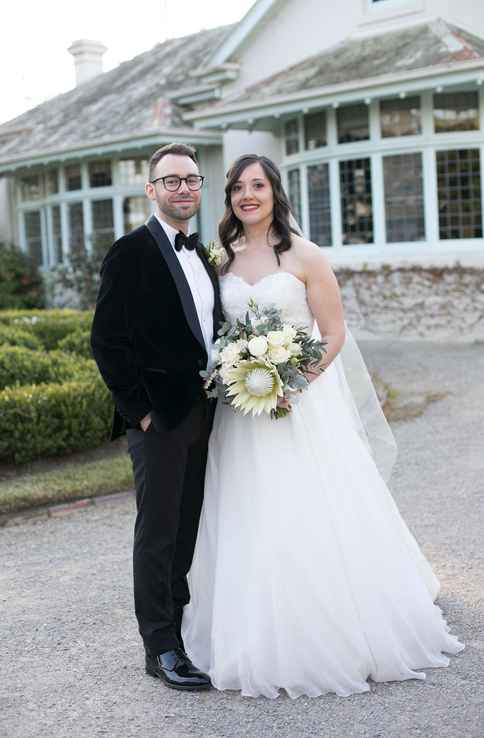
[155,215,214,367]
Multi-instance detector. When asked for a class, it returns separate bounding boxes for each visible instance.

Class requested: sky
[0,0,255,125]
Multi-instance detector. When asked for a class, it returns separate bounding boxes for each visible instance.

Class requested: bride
[182,153,463,699]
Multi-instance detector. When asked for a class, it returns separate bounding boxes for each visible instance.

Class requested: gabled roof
[188,19,484,127]
[0,24,233,170]
[206,0,281,68]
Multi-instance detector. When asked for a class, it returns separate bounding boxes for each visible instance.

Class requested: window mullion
[423,147,438,245]
[371,153,385,246]
[329,159,342,248]
[300,164,310,237]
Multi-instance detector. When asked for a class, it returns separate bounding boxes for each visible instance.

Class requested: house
[1,0,483,338]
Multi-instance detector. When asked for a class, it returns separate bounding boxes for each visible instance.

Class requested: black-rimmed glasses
[150,175,205,191]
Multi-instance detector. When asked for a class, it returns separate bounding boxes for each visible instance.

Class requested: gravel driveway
[1,340,483,738]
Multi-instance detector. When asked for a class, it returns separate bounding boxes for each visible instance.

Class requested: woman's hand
[277,396,292,411]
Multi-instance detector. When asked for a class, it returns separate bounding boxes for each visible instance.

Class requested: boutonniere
[205,240,227,268]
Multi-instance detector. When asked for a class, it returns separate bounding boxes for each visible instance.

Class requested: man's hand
[140,413,152,432]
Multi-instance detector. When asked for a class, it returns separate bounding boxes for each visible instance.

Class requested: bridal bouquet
[202,299,326,419]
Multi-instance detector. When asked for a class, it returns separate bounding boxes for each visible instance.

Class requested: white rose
[248,336,269,357]
[267,330,285,346]
[211,347,221,364]
[269,346,291,364]
[288,342,302,356]
[282,324,297,342]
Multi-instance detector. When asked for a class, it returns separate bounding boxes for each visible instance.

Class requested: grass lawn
[0,440,133,516]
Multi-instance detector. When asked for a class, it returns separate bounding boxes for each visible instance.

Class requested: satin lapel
[145,215,205,352]
[196,243,224,337]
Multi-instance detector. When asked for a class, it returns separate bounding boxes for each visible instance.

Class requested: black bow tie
[174,231,199,252]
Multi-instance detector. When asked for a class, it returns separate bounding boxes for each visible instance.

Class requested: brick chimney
[68,39,107,86]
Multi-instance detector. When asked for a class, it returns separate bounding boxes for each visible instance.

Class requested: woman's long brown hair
[218,154,299,273]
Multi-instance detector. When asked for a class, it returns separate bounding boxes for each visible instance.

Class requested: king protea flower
[224,360,283,416]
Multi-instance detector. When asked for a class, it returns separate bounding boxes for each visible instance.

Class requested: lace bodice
[220,272,314,333]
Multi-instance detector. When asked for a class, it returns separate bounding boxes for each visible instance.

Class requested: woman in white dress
[182,154,463,699]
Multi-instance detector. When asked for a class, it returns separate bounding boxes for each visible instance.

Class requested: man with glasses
[91,143,223,691]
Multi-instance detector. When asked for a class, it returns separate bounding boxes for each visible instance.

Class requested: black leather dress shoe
[145,648,212,691]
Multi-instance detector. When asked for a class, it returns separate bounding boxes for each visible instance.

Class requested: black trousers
[127,398,214,654]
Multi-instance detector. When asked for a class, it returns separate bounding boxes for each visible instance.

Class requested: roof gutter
[0,128,223,174]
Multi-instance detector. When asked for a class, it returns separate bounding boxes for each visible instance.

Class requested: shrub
[57,329,92,358]
[48,242,108,310]
[0,324,42,350]
[0,378,113,463]
[0,309,93,350]
[0,347,95,390]
[0,242,45,309]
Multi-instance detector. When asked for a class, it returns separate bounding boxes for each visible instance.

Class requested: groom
[90,143,223,691]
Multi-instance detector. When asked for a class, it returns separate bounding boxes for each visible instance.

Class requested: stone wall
[336,264,484,341]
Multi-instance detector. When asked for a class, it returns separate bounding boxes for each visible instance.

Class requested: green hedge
[0,378,113,463]
[57,329,92,358]
[0,308,113,464]
[0,324,42,350]
[0,347,95,390]
[0,309,93,350]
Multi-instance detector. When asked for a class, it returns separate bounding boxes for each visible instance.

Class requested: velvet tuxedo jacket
[90,215,224,440]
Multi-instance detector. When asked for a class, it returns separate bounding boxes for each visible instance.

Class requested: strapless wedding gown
[182,272,463,699]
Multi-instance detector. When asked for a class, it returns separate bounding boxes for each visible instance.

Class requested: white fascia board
[208,0,281,67]
[187,60,484,128]
[0,129,223,174]
[176,90,222,106]
[167,84,216,100]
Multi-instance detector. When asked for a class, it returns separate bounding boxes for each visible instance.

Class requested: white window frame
[280,85,484,263]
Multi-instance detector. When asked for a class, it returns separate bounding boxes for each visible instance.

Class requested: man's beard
[161,201,199,222]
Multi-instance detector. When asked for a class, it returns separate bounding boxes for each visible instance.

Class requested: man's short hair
[148,143,198,181]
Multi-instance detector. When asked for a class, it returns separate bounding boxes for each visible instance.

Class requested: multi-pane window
[88,160,112,188]
[45,170,59,195]
[119,158,149,185]
[65,164,82,191]
[380,97,422,138]
[339,158,373,244]
[304,111,327,150]
[24,211,43,266]
[287,169,302,227]
[20,175,42,201]
[383,153,425,242]
[437,149,482,239]
[337,104,369,144]
[51,205,63,263]
[91,199,114,255]
[433,92,480,133]
[123,196,151,233]
[284,119,300,155]
[68,202,85,256]
[307,164,332,246]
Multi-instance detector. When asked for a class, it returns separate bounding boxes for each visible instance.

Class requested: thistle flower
[225,360,283,416]
[221,343,242,366]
